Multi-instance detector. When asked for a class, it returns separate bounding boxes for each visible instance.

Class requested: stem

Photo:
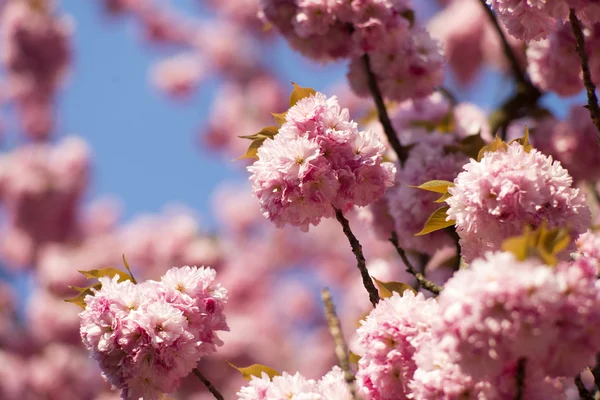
[591,353,600,392]
[321,288,360,400]
[361,54,409,166]
[476,0,526,86]
[193,368,225,400]
[389,231,443,295]
[514,358,526,400]
[334,208,380,306]
[575,374,594,400]
[569,8,600,140]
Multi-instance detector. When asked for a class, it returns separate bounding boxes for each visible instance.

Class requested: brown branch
[193,368,225,400]
[569,8,600,140]
[591,353,600,393]
[514,358,526,400]
[476,0,527,86]
[488,87,542,136]
[321,288,360,400]
[361,54,409,166]
[335,208,380,306]
[389,231,443,295]
[575,374,595,400]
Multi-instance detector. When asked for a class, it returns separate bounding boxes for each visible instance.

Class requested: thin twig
[389,231,443,295]
[193,368,225,400]
[361,54,409,166]
[477,0,526,86]
[335,208,380,306]
[514,358,526,400]
[569,8,600,140]
[575,374,595,400]
[591,353,600,393]
[321,288,360,400]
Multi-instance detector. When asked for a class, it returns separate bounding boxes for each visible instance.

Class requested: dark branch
[389,231,443,295]
[514,358,526,400]
[193,368,225,400]
[361,54,409,166]
[476,0,526,86]
[575,374,594,400]
[321,288,360,400]
[335,208,380,306]
[569,8,600,140]
[591,353,600,393]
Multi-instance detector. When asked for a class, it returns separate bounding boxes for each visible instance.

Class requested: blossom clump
[79,266,228,400]
[248,92,395,231]
[237,366,352,400]
[431,251,600,380]
[387,134,468,255]
[487,0,600,41]
[259,0,414,62]
[0,1,72,139]
[446,142,590,262]
[355,290,439,400]
[346,28,445,102]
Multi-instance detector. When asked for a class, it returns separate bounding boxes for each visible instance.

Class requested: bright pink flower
[347,28,445,102]
[355,291,439,400]
[248,92,395,231]
[432,251,600,380]
[532,106,600,183]
[79,266,228,399]
[446,142,590,262]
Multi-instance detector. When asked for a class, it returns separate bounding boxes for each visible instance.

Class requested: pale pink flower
[446,142,590,262]
[355,291,439,400]
[150,53,205,99]
[433,251,600,380]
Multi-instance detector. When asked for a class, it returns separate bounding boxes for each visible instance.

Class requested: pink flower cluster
[577,229,600,270]
[446,142,590,262]
[428,252,600,382]
[248,92,395,231]
[355,290,438,400]
[0,1,71,139]
[346,27,445,102]
[0,137,90,268]
[259,0,444,102]
[428,0,524,86]
[527,22,600,97]
[259,0,414,61]
[488,0,600,41]
[387,134,468,255]
[79,266,228,399]
[531,105,600,183]
[237,366,352,399]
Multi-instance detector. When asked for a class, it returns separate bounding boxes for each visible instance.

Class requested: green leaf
[349,351,361,367]
[228,362,280,381]
[289,82,316,107]
[508,126,533,153]
[237,126,280,160]
[64,283,102,309]
[410,180,454,194]
[372,277,417,298]
[434,191,453,203]
[239,126,279,141]
[238,139,267,159]
[501,224,572,265]
[477,136,508,161]
[78,268,133,282]
[445,133,487,160]
[272,112,287,126]
[122,254,137,284]
[415,206,455,236]
[501,228,531,261]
